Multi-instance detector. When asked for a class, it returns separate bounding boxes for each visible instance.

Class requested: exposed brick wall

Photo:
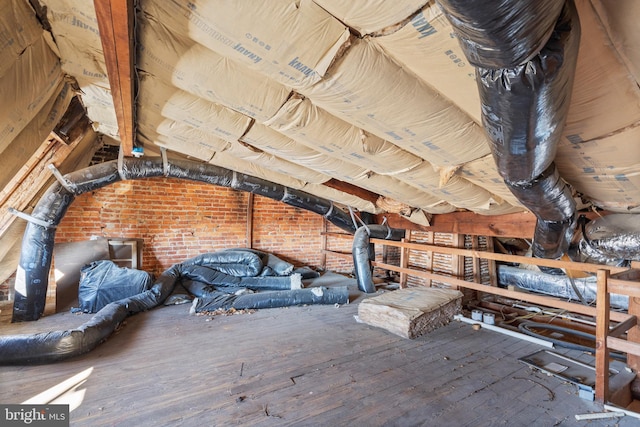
[251,196,324,267]
[55,177,333,275]
[324,222,355,274]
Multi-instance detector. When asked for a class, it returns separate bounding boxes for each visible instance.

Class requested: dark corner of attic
[2,0,640,425]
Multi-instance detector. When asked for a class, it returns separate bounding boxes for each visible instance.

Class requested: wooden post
[399,230,411,288]
[321,218,327,270]
[595,269,610,402]
[426,232,434,287]
[471,235,481,284]
[628,298,640,374]
[487,237,498,287]
[449,233,466,290]
[246,193,253,249]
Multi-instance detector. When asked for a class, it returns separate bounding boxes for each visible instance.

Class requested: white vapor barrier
[151,138,212,163]
[265,97,423,175]
[267,97,511,213]
[562,0,640,145]
[0,0,44,76]
[0,81,74,182]
[74,78,119,137]
[242,123,370,180]
[556,125,640,213]
[141,0,349,90]
[351,173,456,214]
[373,2,481,123]
[394,163,520,214]
[300,38,490,167]
[0,35,63,151]
[458,155,525,208]
[43,0,118,137]
[211,151,309,191]
[593,0,640,86]
[138,15,291,122]
[313,0,427,35]
[138,75,252,141]
[138,117,229,162]
[241,124,455,213]
[224,141,332,185]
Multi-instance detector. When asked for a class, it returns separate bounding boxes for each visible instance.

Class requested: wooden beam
[382,210,537,238]
[323,179,380,205]
[94,0,135,156]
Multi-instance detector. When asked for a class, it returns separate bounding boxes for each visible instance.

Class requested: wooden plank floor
[0,272,636,426]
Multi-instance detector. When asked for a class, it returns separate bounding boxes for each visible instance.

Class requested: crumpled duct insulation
[572,214,640,263]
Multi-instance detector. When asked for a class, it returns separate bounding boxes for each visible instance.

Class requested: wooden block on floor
[358,287,463,339]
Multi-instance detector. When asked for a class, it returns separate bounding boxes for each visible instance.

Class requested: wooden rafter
[323,178,380,205]
[94,0,135,156]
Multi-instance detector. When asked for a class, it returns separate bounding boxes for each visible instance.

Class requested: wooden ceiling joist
[323,178,380,205]
[94,0,135,156]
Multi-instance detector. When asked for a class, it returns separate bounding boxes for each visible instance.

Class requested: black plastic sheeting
[352,224,405,293]
[570,214,640,264]
[12,157,358,322]
[78,260,155,313]
[438,0,581,261]
[0,250,345,365]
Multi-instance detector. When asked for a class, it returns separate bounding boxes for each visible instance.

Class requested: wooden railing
[366,237,640,403]
[596,269,640,402]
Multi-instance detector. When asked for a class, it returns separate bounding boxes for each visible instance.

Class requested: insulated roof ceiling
[3,0,640,228]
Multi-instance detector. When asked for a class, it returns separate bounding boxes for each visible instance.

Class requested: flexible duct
[352,224,405,293]
[437,0,581,260]
[1,249,346,364]
[0,265,180,364]
[189,287,349,313]
[12,157,358,322]
[435,0,565,69]
[570,214,640,264]
[497,265,628,310]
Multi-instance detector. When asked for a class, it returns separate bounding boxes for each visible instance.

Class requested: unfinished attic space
[2,0,640,425]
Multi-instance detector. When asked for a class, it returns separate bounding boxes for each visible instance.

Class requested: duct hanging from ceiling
[436,0,581,260]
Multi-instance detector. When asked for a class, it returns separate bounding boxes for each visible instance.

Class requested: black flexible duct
[438,0,581,260]
[352,225,405,293]
[435,0,565,69]
[1,248,349,364]
[12,157,358,322]
[0,265,180,364]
